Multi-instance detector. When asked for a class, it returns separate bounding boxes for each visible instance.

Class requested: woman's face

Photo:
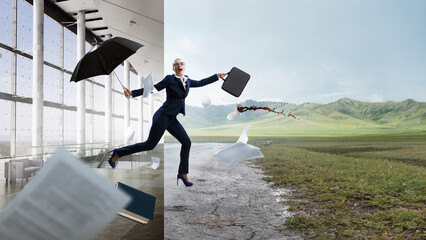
[173,59,186,76]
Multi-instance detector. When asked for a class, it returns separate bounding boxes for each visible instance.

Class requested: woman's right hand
[217,73,228,79]
[124,87,132,98]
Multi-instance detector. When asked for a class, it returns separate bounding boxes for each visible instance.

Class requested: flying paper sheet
[0,148,131,240]
[213,124,264,169]
[227,104,242,120]
[142,73,154,98]
[148,156,160,170]
[237,123,251,144]
[202,96,211,108]
[125,126,135,142]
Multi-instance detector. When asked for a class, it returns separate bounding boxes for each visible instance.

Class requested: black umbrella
[70,37,143,83]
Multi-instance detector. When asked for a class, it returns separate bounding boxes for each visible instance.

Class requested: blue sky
[165,0,426,107]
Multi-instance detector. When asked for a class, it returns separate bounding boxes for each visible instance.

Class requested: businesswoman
[108,58,227,187]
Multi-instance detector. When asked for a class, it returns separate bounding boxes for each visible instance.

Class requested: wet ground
[164,143,302,240]
[0,143,302,239]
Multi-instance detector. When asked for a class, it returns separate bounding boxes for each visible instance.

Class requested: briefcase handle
[220,71,231,81]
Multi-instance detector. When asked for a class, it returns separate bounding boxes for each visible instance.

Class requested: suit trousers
[115,109,191,174]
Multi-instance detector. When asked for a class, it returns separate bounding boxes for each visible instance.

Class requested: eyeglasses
[173,62,185,67]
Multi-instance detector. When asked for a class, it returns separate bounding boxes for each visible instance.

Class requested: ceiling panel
[55,0,97,14]
[93,0,164,78]
[49,0,164,79]
[85,20,106,29]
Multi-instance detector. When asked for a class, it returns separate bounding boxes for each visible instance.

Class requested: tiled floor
[0,145,165,240]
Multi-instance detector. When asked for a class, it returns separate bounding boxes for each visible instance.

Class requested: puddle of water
[115,161,150,170]
[272,188,294,218]
[273,188,291,202]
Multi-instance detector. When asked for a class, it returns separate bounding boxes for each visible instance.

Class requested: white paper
[214,142,264,169]
[142,73,154,98]
[213,124,264,169]
[237,124,251,144]
[227,104,242,120]
[148,157,160,170]
[0,148,131,240]
[202,96,211,108]
[125,126,135,142]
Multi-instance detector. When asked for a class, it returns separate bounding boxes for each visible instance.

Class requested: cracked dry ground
[164,143,302,240]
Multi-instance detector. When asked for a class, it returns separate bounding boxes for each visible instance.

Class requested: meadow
[168,132,426,239]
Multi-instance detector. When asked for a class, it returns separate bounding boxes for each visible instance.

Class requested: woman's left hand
[217,73,228,79]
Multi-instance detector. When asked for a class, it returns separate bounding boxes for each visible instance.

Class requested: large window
[113,92,124,116]
[93,114,105,143]
[64,28,77,72]
[129,120,138,143]
[63,73,77,106]
[43,106,60,145]
[44,14,61,66]
[85,114,93,143]
[0,49,12,94]
[63,109,76,144]
[93,83,105,111]
[0,0,12,46]
[0,0,148,159]
[44,65,61,103]
[0,100,11,158]
[17,0,32,55]
[16,102,31,156]
[114,65,124,91]
[113,117,124,146]
[16,55,32,98]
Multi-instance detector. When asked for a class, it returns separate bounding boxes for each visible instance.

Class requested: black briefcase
[221,67,250,97]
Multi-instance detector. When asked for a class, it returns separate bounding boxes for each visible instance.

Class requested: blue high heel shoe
[177,173,193,187]
[108,149,118,169]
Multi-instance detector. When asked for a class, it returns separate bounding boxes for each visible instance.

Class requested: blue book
[116,182,156,224]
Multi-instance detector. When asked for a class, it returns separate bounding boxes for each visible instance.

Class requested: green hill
[175,98,426,136]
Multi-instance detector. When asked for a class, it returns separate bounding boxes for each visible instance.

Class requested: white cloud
[316,91,351,98]
[176,36,200,53]
[165,0,426,105]
[258,97,285,102]
[368,94,384,102]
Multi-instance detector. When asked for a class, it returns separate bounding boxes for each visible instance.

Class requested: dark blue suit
[115,74,219,174]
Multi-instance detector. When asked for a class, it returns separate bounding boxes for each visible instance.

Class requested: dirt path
[164,143,302,240]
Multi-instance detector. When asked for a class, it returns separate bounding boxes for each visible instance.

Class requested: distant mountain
[176,98,426,136]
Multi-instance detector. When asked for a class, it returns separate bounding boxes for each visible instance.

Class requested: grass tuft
[254,134,426,239]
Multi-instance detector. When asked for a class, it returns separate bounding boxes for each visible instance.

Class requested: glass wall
[0,49,12,94]
[0,100,11,158]
[64,28,77,72]
[44,14,61,66]
[0,0,12,46]
[43,106,60,145]
[16,55,32,98]
[44,66,61,103]
[16,102,31,156]
[0,0,144,160]
[17,0,32,54]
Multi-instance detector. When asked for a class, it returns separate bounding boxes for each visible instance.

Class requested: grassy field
[167,132,426,239]
[252,133,426,239]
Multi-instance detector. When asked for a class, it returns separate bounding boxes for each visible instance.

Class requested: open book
[116,182,156,224]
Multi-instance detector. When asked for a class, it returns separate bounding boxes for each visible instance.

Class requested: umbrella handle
[112,71,130,98]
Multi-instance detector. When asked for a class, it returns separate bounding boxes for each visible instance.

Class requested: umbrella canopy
[70,37,143,82]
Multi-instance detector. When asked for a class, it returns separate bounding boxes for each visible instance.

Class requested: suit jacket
[132,74,219,116]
